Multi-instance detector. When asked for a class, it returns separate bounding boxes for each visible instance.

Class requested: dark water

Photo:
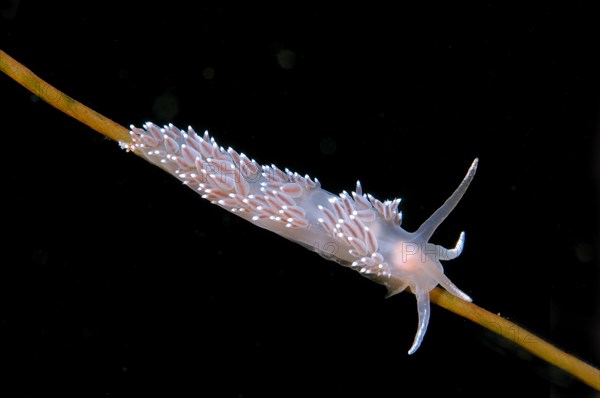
[1,3,598,397]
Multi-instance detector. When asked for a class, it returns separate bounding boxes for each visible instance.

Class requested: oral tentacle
[408,287,431,355]
[415,159,478,242]
[421,260,472,302]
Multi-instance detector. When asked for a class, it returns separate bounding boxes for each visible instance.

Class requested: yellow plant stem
[430,287,599,389]
[1,49,598,391]
[0,50,130,143]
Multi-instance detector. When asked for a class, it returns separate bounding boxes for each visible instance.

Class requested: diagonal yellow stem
[1,49,598,391]
[429,287,599,389]
[0,50,130,143]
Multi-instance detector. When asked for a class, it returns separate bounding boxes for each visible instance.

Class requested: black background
[1,2,598,397]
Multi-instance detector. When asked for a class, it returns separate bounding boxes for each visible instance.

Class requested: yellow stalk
[0,50,130,143]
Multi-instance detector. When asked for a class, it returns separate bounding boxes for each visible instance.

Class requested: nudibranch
[122,123,478,354]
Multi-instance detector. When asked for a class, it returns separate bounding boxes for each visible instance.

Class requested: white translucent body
[123,123,478,354]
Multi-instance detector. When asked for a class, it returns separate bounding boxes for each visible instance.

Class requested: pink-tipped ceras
[122,122,478,354]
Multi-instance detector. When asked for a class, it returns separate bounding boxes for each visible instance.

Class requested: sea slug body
[122,122,478,354]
